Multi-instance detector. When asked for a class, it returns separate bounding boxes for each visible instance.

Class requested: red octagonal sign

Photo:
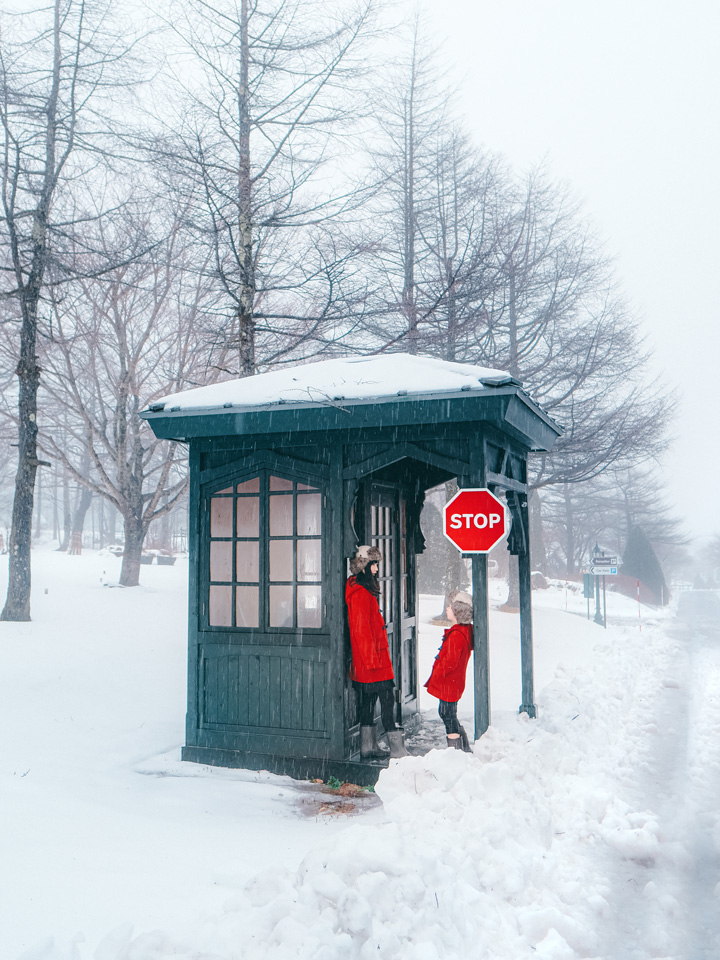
[443,488,507,554]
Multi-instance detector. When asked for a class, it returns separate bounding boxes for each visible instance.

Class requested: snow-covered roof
[147,354,520,414]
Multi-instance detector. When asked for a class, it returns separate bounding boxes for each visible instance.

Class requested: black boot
[446,734,462,750]
[458,726,472,753]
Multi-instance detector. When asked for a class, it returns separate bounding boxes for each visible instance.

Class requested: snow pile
[4,549,696,960]
[74,625,674,960]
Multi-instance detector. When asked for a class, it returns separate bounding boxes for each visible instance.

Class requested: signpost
[443,488,507,553]
[589,556,619,576]
[587,551,621,627]
[443,488,509,733]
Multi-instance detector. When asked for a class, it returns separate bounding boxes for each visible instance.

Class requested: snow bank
[45,624,672,960]
[4,549,683,960]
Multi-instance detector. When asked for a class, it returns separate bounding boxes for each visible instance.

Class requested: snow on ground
[2,548,716,959]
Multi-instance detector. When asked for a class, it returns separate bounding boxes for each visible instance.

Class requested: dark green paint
[142,379,560,782]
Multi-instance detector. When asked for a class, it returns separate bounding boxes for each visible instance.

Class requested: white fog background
[419,0,720,539]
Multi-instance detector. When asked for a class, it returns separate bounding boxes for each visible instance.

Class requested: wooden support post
[517,517,536,718]
[472,554,490,738]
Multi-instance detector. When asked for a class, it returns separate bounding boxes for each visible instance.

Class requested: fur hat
[449,590,473,624]
[350,544,382,576]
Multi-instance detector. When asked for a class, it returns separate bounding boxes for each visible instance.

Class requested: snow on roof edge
[144,354,522,416]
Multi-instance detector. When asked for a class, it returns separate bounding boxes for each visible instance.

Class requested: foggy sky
[420,0,720,541]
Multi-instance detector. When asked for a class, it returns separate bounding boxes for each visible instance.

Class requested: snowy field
[1,549,717,959]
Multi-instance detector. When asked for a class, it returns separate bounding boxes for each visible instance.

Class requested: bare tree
[0,0,141,619]
[38,217,210,585]
[359,18,471,354]
[154,0,376,378]
[540,464,686,577]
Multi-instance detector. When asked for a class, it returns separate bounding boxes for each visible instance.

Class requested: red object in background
[443,488,507,554]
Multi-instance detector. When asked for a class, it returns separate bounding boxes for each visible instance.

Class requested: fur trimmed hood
[349,544,382,575]
[450,590,473,624]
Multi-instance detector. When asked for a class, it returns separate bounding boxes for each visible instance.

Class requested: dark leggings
[438,699,461,735]
[354,680,397,731]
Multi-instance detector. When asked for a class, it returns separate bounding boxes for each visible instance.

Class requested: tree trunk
[58,470,72,551]
[120,513,144,586]
[402,46,418,354]
[504,553,520,609]
[528,489,546,575]
[106,503,117,545]
[507,269,519,379]
[563,482,576,576]
[1,326,42,621]
[237,0,255,377]
[68,487,92,556]
[52,462,60,541]
[445,267,457,362]
[1,0,62,620]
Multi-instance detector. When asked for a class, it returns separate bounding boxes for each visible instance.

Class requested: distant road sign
[590,564,618,576]
[591,556,619,566]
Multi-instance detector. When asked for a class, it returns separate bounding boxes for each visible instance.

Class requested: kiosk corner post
[472,554,490,739]
[518,537,536,718]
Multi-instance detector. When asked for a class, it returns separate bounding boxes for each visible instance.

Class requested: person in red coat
[425,590,474,752]
[346,545,409,759]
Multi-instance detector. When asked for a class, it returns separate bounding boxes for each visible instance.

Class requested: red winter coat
[424,623,474,702]
[345,576,395,683]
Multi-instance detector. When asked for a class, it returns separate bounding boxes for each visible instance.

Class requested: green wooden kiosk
[141,354,561,784]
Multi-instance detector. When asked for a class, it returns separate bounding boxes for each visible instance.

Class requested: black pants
[438,699,461,735]
[353,680,397,731]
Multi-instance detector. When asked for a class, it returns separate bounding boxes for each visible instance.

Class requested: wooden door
[366,483,418,722]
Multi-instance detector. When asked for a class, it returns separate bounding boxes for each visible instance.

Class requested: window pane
[236,586,259,628]
[297,539,321,581]
[269,475,293,491]
[269,495,293,536]
[297,482,318,491]
[237,497,259,537]
[269,585,293,627]
[236,542,259,582]
[297,493,321,536]
[269,540,293,581]
[237,477,260,493]
[210,498,233,538]
[210,542,233,582]
[371,506,377,536]
[216,486,233,494]
[298,585,322,628]
[209,586,232,626]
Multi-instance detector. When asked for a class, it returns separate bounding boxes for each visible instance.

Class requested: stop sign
[443,488,507,553]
